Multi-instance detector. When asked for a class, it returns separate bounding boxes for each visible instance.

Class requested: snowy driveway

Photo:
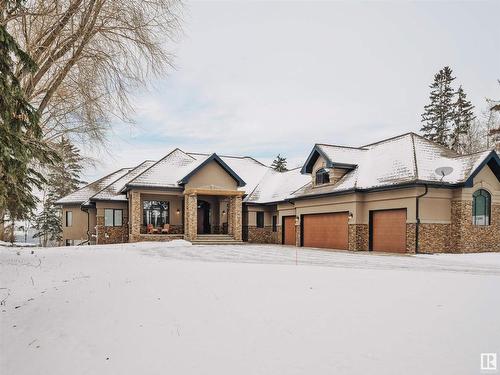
[135,241,500,276]
[1,243,500,375]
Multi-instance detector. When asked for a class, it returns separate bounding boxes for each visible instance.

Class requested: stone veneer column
[348,224,368,251]
[129,191,141,242]
[227,197,234,236]
[295,217,301,247]
[184,193,197,241]
[228,195,242,240]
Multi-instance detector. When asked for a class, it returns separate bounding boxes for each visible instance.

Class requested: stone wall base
[450,201,500,253]
[418,223,451,253]
[247,226,279,244]
[96,216,128,244]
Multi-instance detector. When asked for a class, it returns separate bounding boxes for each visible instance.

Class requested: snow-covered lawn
[1,242,499,375]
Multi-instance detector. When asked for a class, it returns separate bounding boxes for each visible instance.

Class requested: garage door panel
[303,212,348,250]
[371,209,407,253]
[283,216,296,246]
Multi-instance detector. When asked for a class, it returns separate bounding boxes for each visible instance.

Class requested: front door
[197,200,211,234]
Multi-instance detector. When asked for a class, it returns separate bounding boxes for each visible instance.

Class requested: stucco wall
[61,205,93,244]
[185,160,238,191]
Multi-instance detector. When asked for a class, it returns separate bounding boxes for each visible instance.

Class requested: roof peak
[361,132,417,147]
[187,152,267,166]
[316,143,368,151]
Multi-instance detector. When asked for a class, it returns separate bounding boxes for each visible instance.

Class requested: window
[272,215,277,232]
[143,201,169,227]
[104,209,123,227]
[65,239,72,246]
[256,212,264,228]
[65,211,73,227]
[473,189,491,226]
[315,168,330,185]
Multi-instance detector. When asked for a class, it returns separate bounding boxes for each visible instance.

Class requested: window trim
[472,189,491,226]
[104,208,123,227]
[256,211,264,228]
[315,168,330,185]
[65,211,73,227]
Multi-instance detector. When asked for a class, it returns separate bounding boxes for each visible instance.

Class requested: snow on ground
[1,243,499,375]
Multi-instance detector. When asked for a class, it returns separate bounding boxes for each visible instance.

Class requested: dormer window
[315,168,330,185]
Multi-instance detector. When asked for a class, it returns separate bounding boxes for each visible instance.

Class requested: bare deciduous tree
[4,0,182,145]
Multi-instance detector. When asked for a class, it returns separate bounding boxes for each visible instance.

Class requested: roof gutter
[415,184,428,254]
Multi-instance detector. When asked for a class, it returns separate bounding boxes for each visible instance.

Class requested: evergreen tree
[0,1,58,234]
[271,154,288,172]
[421,66,456,146]
[33,137,84,245]
[450,86,476,153]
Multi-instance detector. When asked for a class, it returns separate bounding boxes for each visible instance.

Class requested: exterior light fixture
[176,209,180,214]
[222,210,226,215]
[348,212,353,219]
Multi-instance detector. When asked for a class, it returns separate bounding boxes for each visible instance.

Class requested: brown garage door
[303,212,348,250]
[283,216,296,246]
[371,209,407,253]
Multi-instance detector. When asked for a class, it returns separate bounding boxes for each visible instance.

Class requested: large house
[56,132,500,253]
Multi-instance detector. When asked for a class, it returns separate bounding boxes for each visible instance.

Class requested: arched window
[472,189,491,226]
[315,168,330,185]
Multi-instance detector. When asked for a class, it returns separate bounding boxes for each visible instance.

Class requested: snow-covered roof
[245,168,311,204]
[57,133,498,206]
[294,133,498,199]
[91,161,157,201]
[126,149,270,194]
[55,168,132,205]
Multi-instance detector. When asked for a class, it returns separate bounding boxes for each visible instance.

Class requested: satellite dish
[435,166,453,180]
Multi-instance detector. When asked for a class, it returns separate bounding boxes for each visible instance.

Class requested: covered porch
[184,188,243,242]
[128,188,243,243]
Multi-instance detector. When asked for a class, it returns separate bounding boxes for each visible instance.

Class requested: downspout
[415,184,428,254]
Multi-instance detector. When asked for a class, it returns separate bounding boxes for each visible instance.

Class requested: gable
[472,164,500,191]
[301,144,359,174]
[183,160,239,190]
[464,151,500,188]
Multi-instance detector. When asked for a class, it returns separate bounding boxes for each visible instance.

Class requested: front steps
[191,234,243,245]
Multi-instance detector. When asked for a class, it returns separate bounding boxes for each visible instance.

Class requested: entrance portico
[184,188,243,242]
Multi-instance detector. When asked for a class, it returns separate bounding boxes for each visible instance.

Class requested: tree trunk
[0,209,5,241]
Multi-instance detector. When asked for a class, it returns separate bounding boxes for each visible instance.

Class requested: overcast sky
[83,0,500,181]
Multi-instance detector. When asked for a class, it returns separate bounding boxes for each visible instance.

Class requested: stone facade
[229,195,243,241]
[184,193,198,241]
[96,216,129,244]
[139,224,183,235]
[450,201,500,253]
[348,224,368,251]
[406,223,416,254]
[247,226,279,244]
[295,223,301,247]
[134,234,184,242]
[129,191,142,243]
[417,223,451,253]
